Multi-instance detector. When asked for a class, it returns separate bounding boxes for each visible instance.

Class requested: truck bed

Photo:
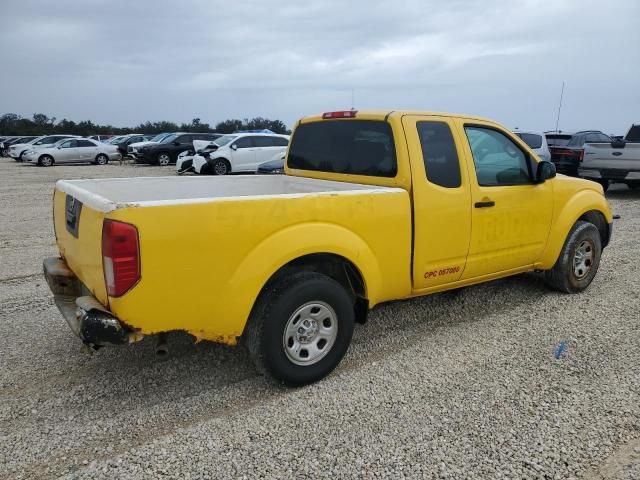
[56,175,397,212]
[53,174,412,343]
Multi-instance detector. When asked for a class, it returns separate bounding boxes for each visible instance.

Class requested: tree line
[0,113,290,136]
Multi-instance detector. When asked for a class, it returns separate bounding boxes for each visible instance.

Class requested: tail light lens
[578,149,585,162]
[102,220,140,297]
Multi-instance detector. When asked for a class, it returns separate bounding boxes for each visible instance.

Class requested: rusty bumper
[43,257,130,347]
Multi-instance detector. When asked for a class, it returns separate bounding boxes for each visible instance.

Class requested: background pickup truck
[45,110,613,385]
[580,140,640,191]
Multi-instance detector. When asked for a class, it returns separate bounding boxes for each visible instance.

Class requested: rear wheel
[157,152,171,166]
[39,155,54,167]
[544,221,602,293]
[244,272,355,386]
[94,154,109,165]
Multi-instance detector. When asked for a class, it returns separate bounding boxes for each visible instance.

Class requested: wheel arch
[229,223,384,337]
[538,190,613,269]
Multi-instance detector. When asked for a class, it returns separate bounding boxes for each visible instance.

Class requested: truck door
[402,115,472,290]
[457,121,553,279]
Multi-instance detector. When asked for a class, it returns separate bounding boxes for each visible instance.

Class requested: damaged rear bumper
[43,257,132,347]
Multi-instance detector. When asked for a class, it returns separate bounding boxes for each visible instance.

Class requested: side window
[272,136,289,147]
[233,137,253,149]
[174,135,190,144]
[253,136,274,147]
[60,140,77,149]
[416,121,461,188]
[464,126,532,187]
[77,140,95,147]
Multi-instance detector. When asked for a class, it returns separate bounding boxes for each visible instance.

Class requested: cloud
[0,0,638,133]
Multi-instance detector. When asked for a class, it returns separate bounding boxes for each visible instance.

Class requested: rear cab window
[288,120,397,177]
[545,134,572,147]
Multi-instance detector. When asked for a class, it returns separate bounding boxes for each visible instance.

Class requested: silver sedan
[23,138,122,166]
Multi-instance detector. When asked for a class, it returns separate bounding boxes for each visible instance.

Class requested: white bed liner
[56,175,404,213]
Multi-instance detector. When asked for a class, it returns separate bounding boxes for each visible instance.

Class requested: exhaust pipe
[155,333,169,360]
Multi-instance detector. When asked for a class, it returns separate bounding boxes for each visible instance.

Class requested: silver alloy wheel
[158,153,171,166]
[283,301,338,366]
[213,161,228,175]
[573,239,594,279]
[96,154,108,165]
[40,155,53,167]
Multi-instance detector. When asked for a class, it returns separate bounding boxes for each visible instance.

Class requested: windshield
[26,136,44,144]
[150,133,170,142]
[108,136,125,144]
[214,135,238,147]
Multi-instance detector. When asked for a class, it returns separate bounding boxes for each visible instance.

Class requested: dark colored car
[545,130,612,176]
[1,136,38,157]
[136,132,222,166]
[110,134,155,157]
[257,156,285,174]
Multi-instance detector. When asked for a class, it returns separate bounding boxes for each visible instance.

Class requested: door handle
[612,152,622,156]
[475,200,495,208]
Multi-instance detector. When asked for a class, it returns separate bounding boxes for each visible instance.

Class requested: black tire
[596,179,610,192]
[94,154,109,165]
[211,158,230,175]
[625,181,640,190]
[544,221,602,293]
[244,272,355,386]
[156,152,172,166]
[39,155,54,167]
[17,150,26,162]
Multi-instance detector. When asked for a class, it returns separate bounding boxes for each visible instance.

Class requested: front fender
[226,222,384,335]
[538,189,613,269]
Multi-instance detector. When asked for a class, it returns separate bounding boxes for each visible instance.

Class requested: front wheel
[211,159,230,175]
[39,155,54,167]
[244,272,355,386]
[157,152,171,166]
[544,221,602,293]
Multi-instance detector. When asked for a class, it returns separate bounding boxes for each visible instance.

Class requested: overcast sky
[1,0,638,133]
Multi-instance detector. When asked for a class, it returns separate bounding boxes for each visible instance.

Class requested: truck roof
[299,110,495,124]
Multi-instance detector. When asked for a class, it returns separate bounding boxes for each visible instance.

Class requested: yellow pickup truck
[45,110,613,385]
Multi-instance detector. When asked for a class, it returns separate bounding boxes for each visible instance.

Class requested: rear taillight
[102,220,140,297]
[322,110,358,119]
[578,149,585,162]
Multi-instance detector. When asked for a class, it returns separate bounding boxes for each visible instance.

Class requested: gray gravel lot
[0,158,638,479]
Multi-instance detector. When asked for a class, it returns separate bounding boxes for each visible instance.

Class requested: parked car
[513,130,551,162]
[109,134,154,157]
[175,138,226,173]
[127,133,172,158]
[1,136,21,156]
[257,153,285,174]
[545,130,612,176]
[579,139,640,191]
[9,135,76,161]
[136,132,222,166]
[23,138,121,166]
[192,133,290,175]
[45,109,612,386]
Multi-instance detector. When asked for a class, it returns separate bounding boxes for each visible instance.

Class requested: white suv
[191,133,289,175]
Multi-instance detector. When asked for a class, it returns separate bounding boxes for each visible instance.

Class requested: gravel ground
[0,158,638,479]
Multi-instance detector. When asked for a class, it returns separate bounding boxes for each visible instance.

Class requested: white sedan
[23,138,121,166]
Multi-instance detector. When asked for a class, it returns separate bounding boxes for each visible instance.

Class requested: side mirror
[536,160,556,183]
[611,139,626,149]
[230,144,238,150]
